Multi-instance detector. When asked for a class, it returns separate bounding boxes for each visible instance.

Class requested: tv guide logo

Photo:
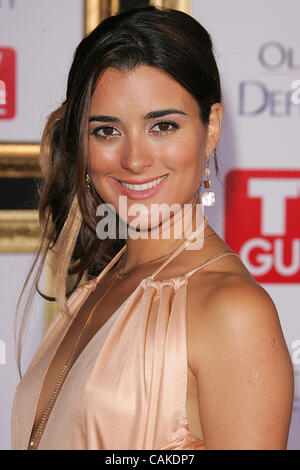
[225,169,300,283]
[0,47,16,119]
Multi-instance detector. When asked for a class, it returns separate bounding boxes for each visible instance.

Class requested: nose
[120,134,154,173]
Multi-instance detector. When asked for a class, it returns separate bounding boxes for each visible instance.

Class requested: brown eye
[158,122,170,131]
[102,126,114,136]
[91,125,120,139]
[152,120,179,135]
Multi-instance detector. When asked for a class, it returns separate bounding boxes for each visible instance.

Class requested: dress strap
[185,251,241,279]
[150,215,208,280]
[94,244,127,285]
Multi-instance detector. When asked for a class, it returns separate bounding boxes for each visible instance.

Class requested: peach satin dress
[11,220,239,450]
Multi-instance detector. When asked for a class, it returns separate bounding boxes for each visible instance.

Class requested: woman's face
[88,65,214,229]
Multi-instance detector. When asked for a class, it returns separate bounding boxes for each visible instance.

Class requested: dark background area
[120,0,149,10]
[0,178,40,210]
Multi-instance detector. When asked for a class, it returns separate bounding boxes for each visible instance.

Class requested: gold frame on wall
[0,143,40,178]
[149,0,190,14]
[85,0,120,34]
[0,210,41,253]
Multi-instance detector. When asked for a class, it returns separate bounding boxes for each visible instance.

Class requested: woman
[12,6,294,450]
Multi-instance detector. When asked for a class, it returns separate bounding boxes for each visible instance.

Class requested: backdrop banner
[1,0,299,451]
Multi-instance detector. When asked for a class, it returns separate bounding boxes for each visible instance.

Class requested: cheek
[165,135,203,169]
[88,142,119,174]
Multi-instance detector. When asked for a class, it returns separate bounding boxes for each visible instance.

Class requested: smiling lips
[119,175,167,191]
[113,174,168,200]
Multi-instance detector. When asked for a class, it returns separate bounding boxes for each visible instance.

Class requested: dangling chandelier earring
[201,150,215,206]
[85,173,92,189]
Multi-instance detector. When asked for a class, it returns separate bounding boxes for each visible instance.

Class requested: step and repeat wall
[0,0,299,450]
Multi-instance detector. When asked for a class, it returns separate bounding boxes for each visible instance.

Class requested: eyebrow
[88,109,188,123]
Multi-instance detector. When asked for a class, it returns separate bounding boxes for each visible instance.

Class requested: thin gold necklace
[114,231,217,280]
[113,247,181,280]
[28,231,216,449]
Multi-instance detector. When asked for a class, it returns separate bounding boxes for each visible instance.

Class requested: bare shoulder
[187,255,290,374]
[186,255,294,449]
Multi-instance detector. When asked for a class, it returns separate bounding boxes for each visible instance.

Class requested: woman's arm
[188,278,295,450]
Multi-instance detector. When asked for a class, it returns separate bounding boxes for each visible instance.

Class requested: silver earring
[201,151,215,206]
[85,173,91,189]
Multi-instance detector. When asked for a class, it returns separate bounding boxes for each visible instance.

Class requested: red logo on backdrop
[0,47,16,119]
[225,169,300,283]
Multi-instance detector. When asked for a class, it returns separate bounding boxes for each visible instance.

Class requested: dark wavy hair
[15,5,222,376]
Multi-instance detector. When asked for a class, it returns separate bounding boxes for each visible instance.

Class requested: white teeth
[119,175,167,191]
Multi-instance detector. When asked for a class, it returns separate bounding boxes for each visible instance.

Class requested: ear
[204,103,224,157]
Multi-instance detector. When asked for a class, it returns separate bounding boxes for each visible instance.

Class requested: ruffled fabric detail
[140,275,188,293]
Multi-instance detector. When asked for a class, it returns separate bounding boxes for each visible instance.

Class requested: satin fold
[11,213,239,450]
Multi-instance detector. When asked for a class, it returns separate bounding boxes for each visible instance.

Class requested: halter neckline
[108,214,209,281]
